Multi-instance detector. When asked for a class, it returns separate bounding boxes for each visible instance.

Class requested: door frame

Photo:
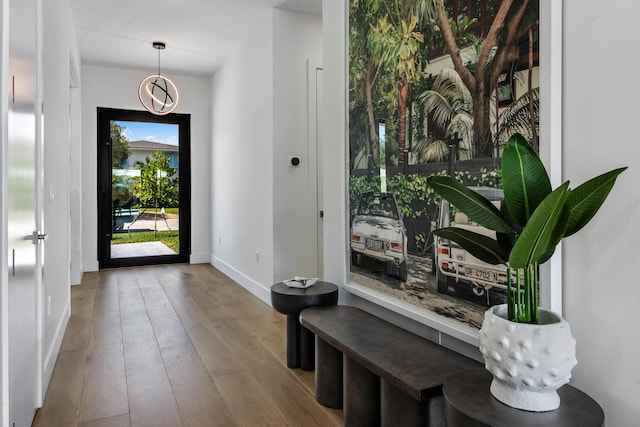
[97,107,191,268]
[308,59,323,277]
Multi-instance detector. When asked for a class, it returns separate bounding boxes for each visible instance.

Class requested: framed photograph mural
[347,0,554,334]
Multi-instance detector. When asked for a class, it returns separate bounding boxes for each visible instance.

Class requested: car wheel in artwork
[398,261,408,281]
[436,267,449,294]
[430,252,436,276]
[471,284,485,297]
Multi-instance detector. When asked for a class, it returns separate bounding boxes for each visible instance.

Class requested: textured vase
[478,304,577,411]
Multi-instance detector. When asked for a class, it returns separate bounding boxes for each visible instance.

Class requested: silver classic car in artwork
[350,192,408,281]
[432,186,508,303]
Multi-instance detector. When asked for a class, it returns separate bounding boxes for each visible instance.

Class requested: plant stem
[507,266,514,320]
[532,262,539,323]
[516,269,524,322]
[507,264,540,324]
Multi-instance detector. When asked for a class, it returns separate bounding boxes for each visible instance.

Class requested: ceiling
[68,0,322,78]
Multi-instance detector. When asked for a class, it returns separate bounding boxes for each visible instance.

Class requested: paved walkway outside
[124,211,179,232]
[111,241,176,258]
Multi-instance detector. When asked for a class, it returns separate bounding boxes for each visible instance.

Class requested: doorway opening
[97,108,191,268]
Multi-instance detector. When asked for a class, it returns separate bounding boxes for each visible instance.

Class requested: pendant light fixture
[138,41,179,115]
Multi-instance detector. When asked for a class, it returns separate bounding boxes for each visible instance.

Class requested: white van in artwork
[432,186,508,303]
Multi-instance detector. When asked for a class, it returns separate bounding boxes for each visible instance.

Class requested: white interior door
[7,0,42,424]
[307,60,323,277]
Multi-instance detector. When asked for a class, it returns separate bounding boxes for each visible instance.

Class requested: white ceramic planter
[478,304,577,411]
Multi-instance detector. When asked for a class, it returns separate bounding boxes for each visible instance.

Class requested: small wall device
[289,156,301,166]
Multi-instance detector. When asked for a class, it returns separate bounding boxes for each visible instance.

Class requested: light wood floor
[32,264,343,427]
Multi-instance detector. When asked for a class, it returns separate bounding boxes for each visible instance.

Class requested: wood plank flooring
[32,264,343,427]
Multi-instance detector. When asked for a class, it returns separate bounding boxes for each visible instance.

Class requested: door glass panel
[110,120,180,258]
[8,0,40,423]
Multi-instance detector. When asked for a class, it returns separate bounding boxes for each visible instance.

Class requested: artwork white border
[342,0,563,347]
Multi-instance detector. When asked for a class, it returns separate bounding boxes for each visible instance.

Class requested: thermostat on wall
[288,155,301,166]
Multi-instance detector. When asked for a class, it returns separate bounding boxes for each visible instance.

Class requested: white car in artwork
[432,186,509,303]
[350,192,408,281]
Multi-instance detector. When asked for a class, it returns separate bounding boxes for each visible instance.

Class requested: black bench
[300,305,481,427]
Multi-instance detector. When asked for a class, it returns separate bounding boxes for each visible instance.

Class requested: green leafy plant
[133,151,179,209]
[428,133,626,323]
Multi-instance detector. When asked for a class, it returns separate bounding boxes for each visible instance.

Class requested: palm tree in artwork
[416,68,474,162]
[372,14,424,165]
[434,0,538,158]
[350,0,437,167]
[496,87,539,144]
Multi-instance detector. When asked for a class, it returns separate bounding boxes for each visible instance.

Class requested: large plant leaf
[564,167,627,237]
[496,231,515,257]
[509,182,571,268]
[537,248,556,265]
[428,176,512,233]
[433,228,508,265]
[501,134,552,228]
[499,197,522,233]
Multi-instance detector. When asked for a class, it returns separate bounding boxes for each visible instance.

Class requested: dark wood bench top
[300,305,481,403]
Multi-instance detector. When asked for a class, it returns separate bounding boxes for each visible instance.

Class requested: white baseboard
[210,256,271,306]
[190,252,210,264]
[42,301,70,398]
[84,260,99,272]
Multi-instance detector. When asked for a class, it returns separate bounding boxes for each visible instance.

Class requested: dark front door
[97,108,191,268]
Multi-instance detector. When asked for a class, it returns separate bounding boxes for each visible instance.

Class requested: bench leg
[315,338,343,408]
[344,356,380,427]
[428,396,446,427]
[381,379,444,427]
[285,314,301,368]
[300,325,315,371]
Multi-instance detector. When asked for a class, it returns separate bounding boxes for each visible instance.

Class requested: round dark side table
[270,281,338,371]
[444,368,604,427]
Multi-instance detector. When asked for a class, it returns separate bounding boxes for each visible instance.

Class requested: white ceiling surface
[69,0,322,78]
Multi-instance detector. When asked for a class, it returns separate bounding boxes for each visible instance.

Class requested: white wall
[41,0,81,395]
[562,1,640,425]
[211,9,323,302]
[81,64,212,270]
[273,9,322,282]
[210,8,275,303]
[322,0,640,423]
